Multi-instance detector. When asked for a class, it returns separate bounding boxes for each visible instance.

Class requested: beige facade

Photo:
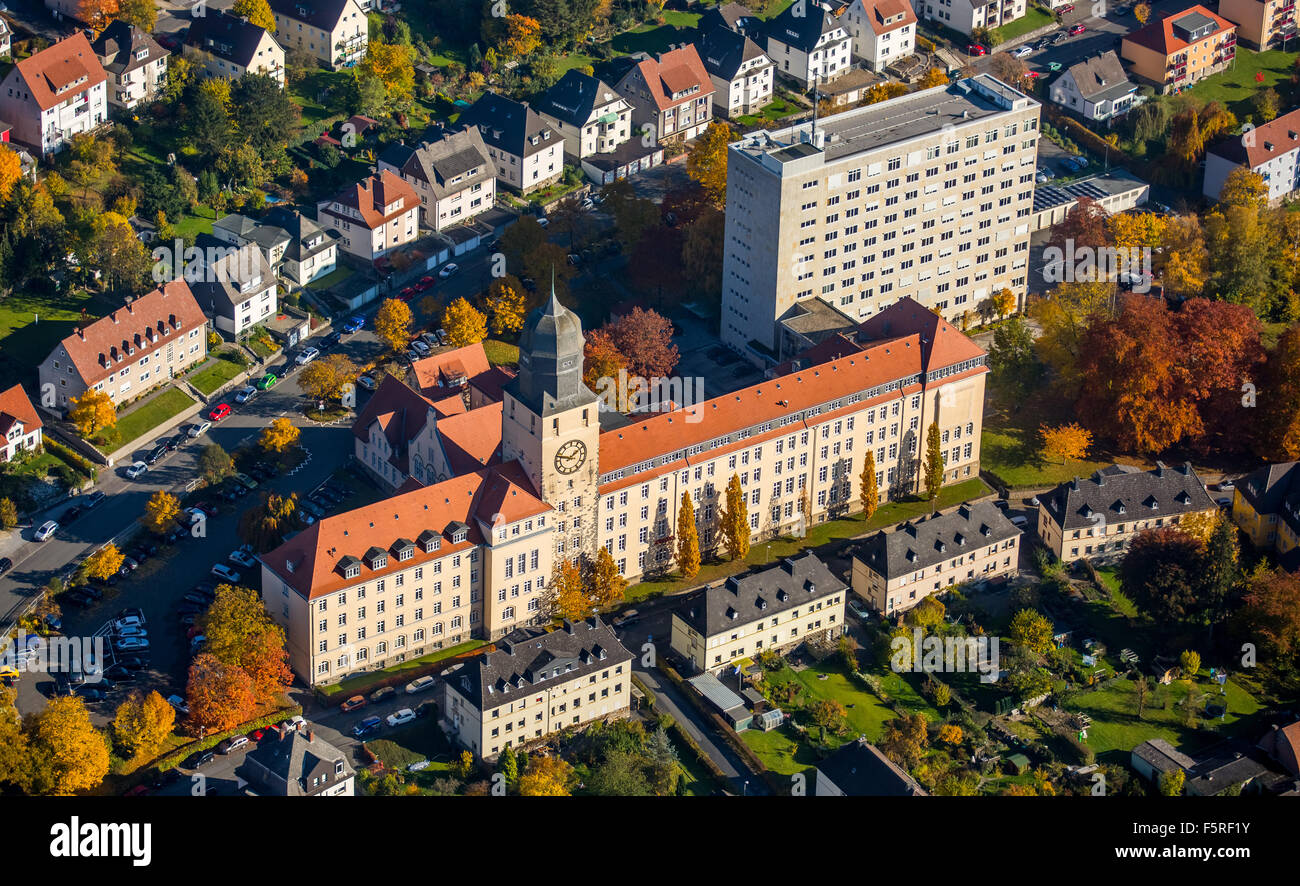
[1218,0,1295,49]
[920,0,1027,38]
[720,75,1038,357]
[271,0,368,68]
[1121,6,1237,94]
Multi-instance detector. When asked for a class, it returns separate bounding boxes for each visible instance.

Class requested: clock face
[555,440,587,475]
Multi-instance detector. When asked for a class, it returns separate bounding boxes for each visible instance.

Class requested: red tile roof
[0,383,42,438]
[51,279,207,389]
[13,33,107,112]
[351,374,437,474]
[1210,106,1300,169]
[320,170,418,231]
[435,402,503,474]
[1123,5,1234,56]
[410,342,492,395]
[860,0,917,36]
[632,45,715,111]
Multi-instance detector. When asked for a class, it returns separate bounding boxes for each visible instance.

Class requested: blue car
[343,316,364,334]
[353,715,382,737]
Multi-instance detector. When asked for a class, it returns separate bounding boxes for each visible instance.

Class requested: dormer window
[365,546,388,570]
[338,555,362,579]
[393,539,415,561]
[418,530,441,553]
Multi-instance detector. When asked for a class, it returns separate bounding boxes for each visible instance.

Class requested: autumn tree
[1258,324,1300,460]
[990,52,1032,90]
[1134,2,1151,23]
[1033,280,1117,397]
[1158,767,1185,796]
[590,546,627,608]
[1232,566,1300,666]
[860,449,878,521]
[259,417,301,454]
[117,0,157,29]
[988,315,1040,397]
[861,82,909,105]
[917,67,949,89]
[483,275,527,335]
[199,443,234,486]
[1168,102,1236,168]
[880,711,929,769]
[76,0,117,30]
[1179,649,1201,679]
[603,307,679,378]
[1039,423,1092,465]
[298,353,358,403]
[686,121,732,207]
[1204,168,1288,315]
[809,699,848,736]
[233,0,276,31]
[0,686,28,789]
[681,207,725,298]
[87,211,150,293]
[1047,195,1113,255]
[68,389,116,439]
[499,13,542,57]
[720,473,749,561]
[0,146,21,204]
[0,498,16,530]
[676,490,700,580]
[583,328,628,391]
[237,492,301,553]
[111,690,175,759]
[1121,528,1205,624]
[442,297,488,348]
[21,697,110,795]
[201,584,292,700]
[186,653,257,734]
[992,288,1016,319]
[1009,608,1053,656]
[141,490,180,536]
[82,543,124,582]
[550,558,590,622]
[357,41,414,105]
[374,297,413,352]
[922,421,943,506]
[518,753,573,796]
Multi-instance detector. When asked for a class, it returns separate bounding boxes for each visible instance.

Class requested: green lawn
[1188,49,1298,120]
[624,478,990,603]
[246,335,279,360]
[0,288,113,380]
[172,208,217,241]
[105,388,196,450]
[290,68,353,128]
[306,266,355,291]
[736,96,805,128]
[483,339,520,366]
[607,14,702,56]
[990,7,1054,46]
[982,423,1115,489]
[318,639,488,697]
[188,354,247,396]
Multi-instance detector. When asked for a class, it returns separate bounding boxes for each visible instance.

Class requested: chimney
[124,295,134,312]
[307,730,314,743]
[76,327,84,339]
[110,311,118,324]
[1155,460,1166,477]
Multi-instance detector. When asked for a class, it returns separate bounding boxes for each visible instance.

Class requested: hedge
[43,437,98,481]
[149,704,303,776]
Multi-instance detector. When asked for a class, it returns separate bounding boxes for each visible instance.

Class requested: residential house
[762,0,853,88]
[0,33,108,154]
[189,241,279,339]
[269,0,368,69]
[919,0,1028,38]
[0,18,11,59]
[534,70,634,160]
[850,500,1022,616]
[1121,6,1237,94]
[843,0,917,73]
[816,736,929,795]
[91,20,169,110]
[211,213,292,275]
[669,553,848,673]
[1218,0,1296,50]
[377,126,496,231]
[700,1,757,34]
[1049,50,1138,122]
[456,92,563,194]
[1229,461,1300,569]
[615,45,716,145]
[1204,107,1300,207]
[184,11,286,86]
[442,618,633,760]
[695,26,773,118]
[1036,463,1218,564]
[1258,720,1300,777]
[1185,747,1270,796]
[316,170,420,261]
[238,727,356,795]
[37,280,208,412]
[408,342,516,412]
[0,384,43,463]
[263,206,339,286]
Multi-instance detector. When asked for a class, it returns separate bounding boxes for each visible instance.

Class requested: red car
[399,286,417,299]
[340,694,367,713]
[1058,3,1074,12]
[248,727,268,741]
[1026,70,1040,79]
[967,43,986,55]
[208,403,231,422]
[1068,23,1086,34]
[414,276,435,292]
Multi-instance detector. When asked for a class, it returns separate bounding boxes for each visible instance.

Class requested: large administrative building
[261,291,987,685]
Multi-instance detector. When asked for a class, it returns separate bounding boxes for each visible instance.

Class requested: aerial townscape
[0,0,1298,825]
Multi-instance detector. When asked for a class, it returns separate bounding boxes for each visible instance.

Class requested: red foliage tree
[1047,195,1114,255]
[604,306,680,379]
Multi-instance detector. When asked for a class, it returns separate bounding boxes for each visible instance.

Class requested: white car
[188,421,212,438]
[405,675,435,694]
[438,262,459,279]
[536,217,549,228]
[386,708,416,727]
[114,615,146,631]
[116,626,148,639]
[114,637,150,652]
[233,385,257,404]
[166,694,189,715]
[229,549,257,569]
[34,520,59,542]
[295,346,320,366]
[1013,44,1033,58]
[125,461,149,479]
[219,735,249,754]
[211,563,242,583]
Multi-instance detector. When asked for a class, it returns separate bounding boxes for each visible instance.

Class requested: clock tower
[501,287,601,562]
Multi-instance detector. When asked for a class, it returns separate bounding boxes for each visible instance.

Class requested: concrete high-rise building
[719,74,1039,362]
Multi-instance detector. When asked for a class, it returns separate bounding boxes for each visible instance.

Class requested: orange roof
[13,33,107,112]
[351,375,437,474]
[856,297,987,370]
[861,0,917,35]
[633,45,714,111]
[0,384,42,438]
[429,393,467,419]
[1123,5,1234,56]
[52,279,207,389]
[410,342,492,395]
[263,461,548,599]
[320,170,418,231]
[435,402,504,474]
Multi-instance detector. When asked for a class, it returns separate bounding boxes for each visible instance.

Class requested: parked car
[1068,23,1086,34]
[218,735,250,754]
[114,637,150,652]
[411,339,431,356]
[256,372,279,391]
[63,505,83,523]
[234,385,257,404]
[85,491,106,508]
[340,695,367,713]
[405,675,435,694]
[34,521,59,542]
[211,564,242,583]
[357,374,376,391]
[281,715,306,731]
[369,685,397,703]
[1010,515,1030,527]
[0,557,10,577]
[343,316,365,334]
[125,461,149,479]
[146,445,169,465]
[386,708,416,727]
[229,549,257,569]
[535,217,549,228]
[208,403,232,422]
[415,275,435,291]
[188,421,212,438]
[296,346,320,366]
[183,749,214,769]
[324,331,342,348]
[967,43,986,55]
[167,694,190,714]
[167,432,187,451]
[353,715,382,737]
[115,624,147,638]
[299,499,325,518]
[118,656,150,671]
[438,262,459,279]
[1046,61,1063,72]
[103,664,136,682]
[114,615,146,631]
[233,472,259,491]
[1013,44,1033,58]
[1058,2,1075,12]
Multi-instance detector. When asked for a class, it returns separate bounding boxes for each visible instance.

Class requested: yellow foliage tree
[82,544,124,582]
[68,389,117,439]
[359,41,415,103]
[77,0,118,30]
[591,546,626,608]
[676,490,700,580]
[1134,2,1151,23]
[916,67,949,89]
[141,490,181,536]
[373,297,413,352]
[0,146,21,204]
[442,297,488,348]
[483,277,527,335]
[860,450,878,521]
[518,754,574,796]
[1039,422,1093,465]
[111,690,176,759]
[233,0,276,32]
[500,14,542,57]
[260,417,301,453]
[551,558,590,622]
[298,353,358,402]
[992,288,1016,319]
[720,473,749,561]
[686,121,732,207]
[22,697,111,795]
[117,0,157,30]
[937,724,963,745]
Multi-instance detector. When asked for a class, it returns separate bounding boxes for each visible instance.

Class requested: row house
[1122,6,1236,95]
[920,0,1028,39]
[270,0,368,68]
[1218,0,1296,50]
[0,33,108,155]
[615,45,716,145]
[377,126,496,231]
[316,170,420,261]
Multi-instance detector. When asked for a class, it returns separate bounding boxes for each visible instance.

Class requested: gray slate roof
[817,738,928,796]
[92,20,168,75]
[854,500,1021,579]
[213,213,292,252]
[457,92,560,159]
[189,238,276,318]
[765,1,846,52]
[451,617,633,708]
[269,0,355,31]
[674,553,846,638]
[700,2,754,34]
[263,206,335,264]
[1237,461,1300,536]
[185,11,272,69]
[696,26,769,81]
[239,728,354,796]
[1040,462,1216,532]
[534,69,625,129]
[1132,738,1196,773]
[379,127,492,201]
[1063,51,1135,103]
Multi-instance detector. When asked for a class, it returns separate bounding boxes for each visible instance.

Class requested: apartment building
[0,33,108,154]
[316,170,419,261]
[238,728,356,795]
[1121,6,1236,95]
[1049,51,1138,122]
[1218,0,1296,50]
[669,553,847,673]
[269,0,368,68]
[211,214,292,274]
[377,126,496,231]
[184,12,285,86]
[263,207,339,286]
[1036,463,1218,564]
[189,242,279,339]
[91,21,169,111]
[457,92,563,194]
[442,618,633,759]
[850,500,1020,616]
[1204,107,1300,207]
[1230,462,1300,569]
[0,18,11,59]
[843,0,917,73]
[37,280,208,412]
[615,45,716,145]
[0,384,43,464]
[535,70,634,159]
[762,1,852,88]
[720,74,1039,358]
[919,0,1027,37]
[695,26,774,118]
